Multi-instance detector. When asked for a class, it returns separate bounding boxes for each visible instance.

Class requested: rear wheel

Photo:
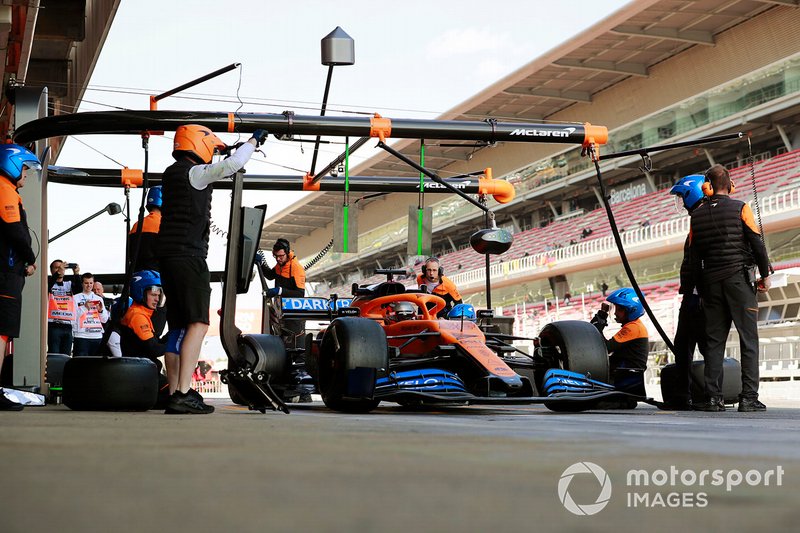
[537,320,609,384]
[318,318,388,413]
[227,334,288,406]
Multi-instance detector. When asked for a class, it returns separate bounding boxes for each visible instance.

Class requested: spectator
[156,125,267,414]
[600,281,609,297]
[0,144,41,411]
[580,227,593,239]
[92,281,116,335]
[415,257,463,317]
[563,292,572,305]
[128,185,162,272]
[689,164,771,412]
[93,281,115,309]
[72,273,109,356]
[641,219,651,228]
[47,259,81,355]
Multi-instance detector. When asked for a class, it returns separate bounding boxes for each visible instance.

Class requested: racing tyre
[227,378,251,407]
[45,353,70,387]
[45,353,71,404]
[538,320,609,383]
[227,334,288,407]
[318,317,388,413]
[62,357,158,411]
[238,334,287,376]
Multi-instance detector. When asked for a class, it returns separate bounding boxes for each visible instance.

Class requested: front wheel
[318,318,388,413]
[537,320,609,385]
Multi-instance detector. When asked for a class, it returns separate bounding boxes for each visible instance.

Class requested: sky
[46,0,631,344]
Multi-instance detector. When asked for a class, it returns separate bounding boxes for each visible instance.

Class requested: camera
[67,263,78,270]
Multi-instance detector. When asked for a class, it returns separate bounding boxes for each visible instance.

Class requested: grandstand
[264,1,800,392]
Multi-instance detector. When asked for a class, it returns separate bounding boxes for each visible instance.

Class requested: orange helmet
[172,124,226,164]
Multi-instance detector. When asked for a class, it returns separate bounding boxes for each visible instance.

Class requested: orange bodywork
[352,292,518,379]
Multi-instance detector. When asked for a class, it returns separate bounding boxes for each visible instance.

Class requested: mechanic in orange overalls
[0,144,41,411]
[415,256,463,318]
[256,238,312,396]
[590,287,649,407]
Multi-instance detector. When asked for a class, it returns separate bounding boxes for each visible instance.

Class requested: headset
[701,165,735,196]
[273,238,291,255]
[421,257,443,279]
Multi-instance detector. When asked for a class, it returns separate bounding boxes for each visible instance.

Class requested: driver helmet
[606,287,644,321]
[130,270,162,308]
[447,303,476,321]
[0,144,42,183]
[386,301,417,323]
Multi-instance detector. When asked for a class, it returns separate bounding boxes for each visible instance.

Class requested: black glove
[251,129,268,148]
[590,308,608,332]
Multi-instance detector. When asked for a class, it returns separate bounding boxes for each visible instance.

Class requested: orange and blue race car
[223,269,657,414]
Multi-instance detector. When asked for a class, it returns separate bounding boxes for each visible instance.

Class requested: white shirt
[72,292,109,339]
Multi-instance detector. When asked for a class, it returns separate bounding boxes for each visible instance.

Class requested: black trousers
[702,273,760,399]
[671,293,707,403]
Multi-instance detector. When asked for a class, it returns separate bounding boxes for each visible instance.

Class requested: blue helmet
[606,288,644,321]
[130,270,162,305]
[448,303,476,321]
[670,174,705,212]
[0,144,42,183]
[146,186,162,209]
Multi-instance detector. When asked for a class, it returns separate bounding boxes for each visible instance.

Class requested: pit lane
[3,400,798,532]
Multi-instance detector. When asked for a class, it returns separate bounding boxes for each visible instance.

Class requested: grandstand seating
[314,149,800,299]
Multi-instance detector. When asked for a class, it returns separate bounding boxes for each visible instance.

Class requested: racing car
[223,268,620,414]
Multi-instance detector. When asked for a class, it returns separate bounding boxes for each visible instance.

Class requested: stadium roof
[264,0,785,242]
[0,0,120,157]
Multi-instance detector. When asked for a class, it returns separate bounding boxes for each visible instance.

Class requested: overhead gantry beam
[14,110,607,150]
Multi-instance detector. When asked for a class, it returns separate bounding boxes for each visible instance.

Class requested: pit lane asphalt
[3,401,798,532]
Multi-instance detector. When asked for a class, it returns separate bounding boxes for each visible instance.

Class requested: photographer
[47,259,81,355]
